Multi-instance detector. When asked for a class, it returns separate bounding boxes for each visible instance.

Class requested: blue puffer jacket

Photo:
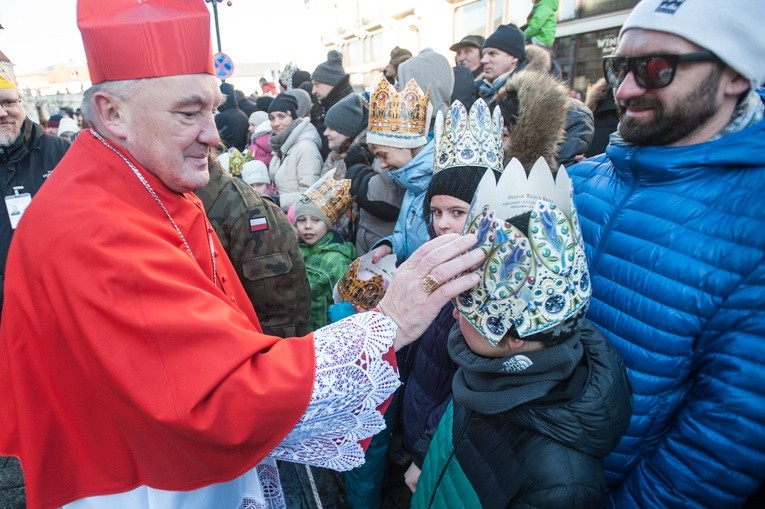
[568,91,765,508]
[374,139,434,262]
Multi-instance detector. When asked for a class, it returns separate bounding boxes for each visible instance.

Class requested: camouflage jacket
[196,164,311,338]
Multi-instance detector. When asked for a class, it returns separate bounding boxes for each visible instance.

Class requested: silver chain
[90,129,218,286]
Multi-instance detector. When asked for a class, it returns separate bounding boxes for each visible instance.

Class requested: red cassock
[0,132,318,508]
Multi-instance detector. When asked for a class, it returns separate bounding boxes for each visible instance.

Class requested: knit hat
[294,169,352,230]
[57,117,80,137]
[325,94,369,139]
[268,93,299,119]
[292,70,312,89]
[286,88,312,118]
[423,166,489,218]
[312,50,346,86]
[390,46,412,61]
[483,24,526,60]
[241,160,270,186]
[620,0,765,85]
[77,0,213,84]
[255,95,273,112]
[248,111,268,128]
[294,201,332,230]
[450,35,485,52]
[47,114,63,129]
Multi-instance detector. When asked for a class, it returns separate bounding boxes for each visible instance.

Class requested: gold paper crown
[457,157,591,346]
[367,78,431,149]
[337,252,397,310]
[299,168,352,224]
[434,99,504,174]
[0,59,16,89]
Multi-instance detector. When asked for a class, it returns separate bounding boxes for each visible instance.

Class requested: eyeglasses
[603,51,718,90]
[0,98,21,110]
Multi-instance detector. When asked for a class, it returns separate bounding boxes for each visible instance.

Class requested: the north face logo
[655,0,685,14]
[502,355,533,373]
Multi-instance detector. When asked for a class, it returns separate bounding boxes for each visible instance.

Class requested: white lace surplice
[64,312,400,509]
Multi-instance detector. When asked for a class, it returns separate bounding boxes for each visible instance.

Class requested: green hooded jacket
[524,0,559,47]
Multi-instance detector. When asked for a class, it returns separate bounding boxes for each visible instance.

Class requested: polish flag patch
[250,216,269,232]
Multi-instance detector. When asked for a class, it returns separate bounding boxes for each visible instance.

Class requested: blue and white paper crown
[457,157,591,346]
[433,99,504,174]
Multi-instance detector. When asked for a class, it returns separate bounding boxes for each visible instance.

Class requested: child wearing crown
[397,99,503,488]
[294,170,356,331]
[408,158,632,508]
[364,78,435,264]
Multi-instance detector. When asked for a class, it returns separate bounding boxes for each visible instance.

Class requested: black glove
[269,195,280,207]
[343,143,374,169]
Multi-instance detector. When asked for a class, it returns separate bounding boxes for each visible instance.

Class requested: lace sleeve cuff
[269,311,400,471]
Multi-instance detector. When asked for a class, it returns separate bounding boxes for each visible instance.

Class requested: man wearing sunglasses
[568,0,765,507]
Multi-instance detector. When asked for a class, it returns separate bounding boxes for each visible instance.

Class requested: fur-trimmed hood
[493,69,569,171]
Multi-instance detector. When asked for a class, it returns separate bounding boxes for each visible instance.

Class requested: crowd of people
[1,0,764,508]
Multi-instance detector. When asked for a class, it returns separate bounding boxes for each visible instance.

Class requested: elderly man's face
[613,29,731,147]
[119,74,221,193]
[455,46,482,73]
[0,88,25,147]
[480,48,519,82]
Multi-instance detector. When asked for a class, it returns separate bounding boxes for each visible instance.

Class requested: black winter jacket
[0,119,70,317]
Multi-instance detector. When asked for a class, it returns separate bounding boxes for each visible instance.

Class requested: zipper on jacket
[590,148,640,269]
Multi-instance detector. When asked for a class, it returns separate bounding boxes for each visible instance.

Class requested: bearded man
[568,0,765,507]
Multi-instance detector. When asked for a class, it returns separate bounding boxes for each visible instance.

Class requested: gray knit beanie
[312,50,346,86]
[324,94,369,139]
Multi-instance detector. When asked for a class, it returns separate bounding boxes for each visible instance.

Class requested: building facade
[305,0,639,98]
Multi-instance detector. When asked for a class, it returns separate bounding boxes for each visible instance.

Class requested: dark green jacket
[196,163,311,337]
[299,232,355,330]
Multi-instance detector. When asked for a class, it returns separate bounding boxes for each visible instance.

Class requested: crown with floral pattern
[299,168,352,224]
[337,252,397,310]
[456,157,591,345]
[434,99,503,174]
[367,78,431,149]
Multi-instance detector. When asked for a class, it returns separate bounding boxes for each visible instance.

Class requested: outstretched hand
[378,233,484,351]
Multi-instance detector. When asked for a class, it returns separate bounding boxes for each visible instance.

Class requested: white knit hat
[57,117,80,137]
[621,0,765,85]
[241,160,270,186]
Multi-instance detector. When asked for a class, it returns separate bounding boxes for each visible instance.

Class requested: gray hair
[81,79,145,126]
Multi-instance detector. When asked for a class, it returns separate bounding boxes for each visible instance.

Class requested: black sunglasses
[603,51,718,90]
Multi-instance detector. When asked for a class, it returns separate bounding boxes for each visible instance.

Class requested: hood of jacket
[388,138,435,193]
[494,69,569,171]
[300,230,355,258]
[282,117,322,155]
[398,48,455,119]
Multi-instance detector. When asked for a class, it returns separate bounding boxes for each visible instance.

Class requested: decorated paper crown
[367,78,431,149]
[279,62,297,90]
[336,252,397,310]
[434,99,504,174]
[77,0,214,84]
[0,54,16,89]
[227,148,251,177]
[456,157,591,346]
[298,168,352,225]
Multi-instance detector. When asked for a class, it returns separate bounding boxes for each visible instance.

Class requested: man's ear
[723,69,752,99]
[92,91,128,140]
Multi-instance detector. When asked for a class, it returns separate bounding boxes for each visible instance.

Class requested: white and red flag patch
[249,216,269,232]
